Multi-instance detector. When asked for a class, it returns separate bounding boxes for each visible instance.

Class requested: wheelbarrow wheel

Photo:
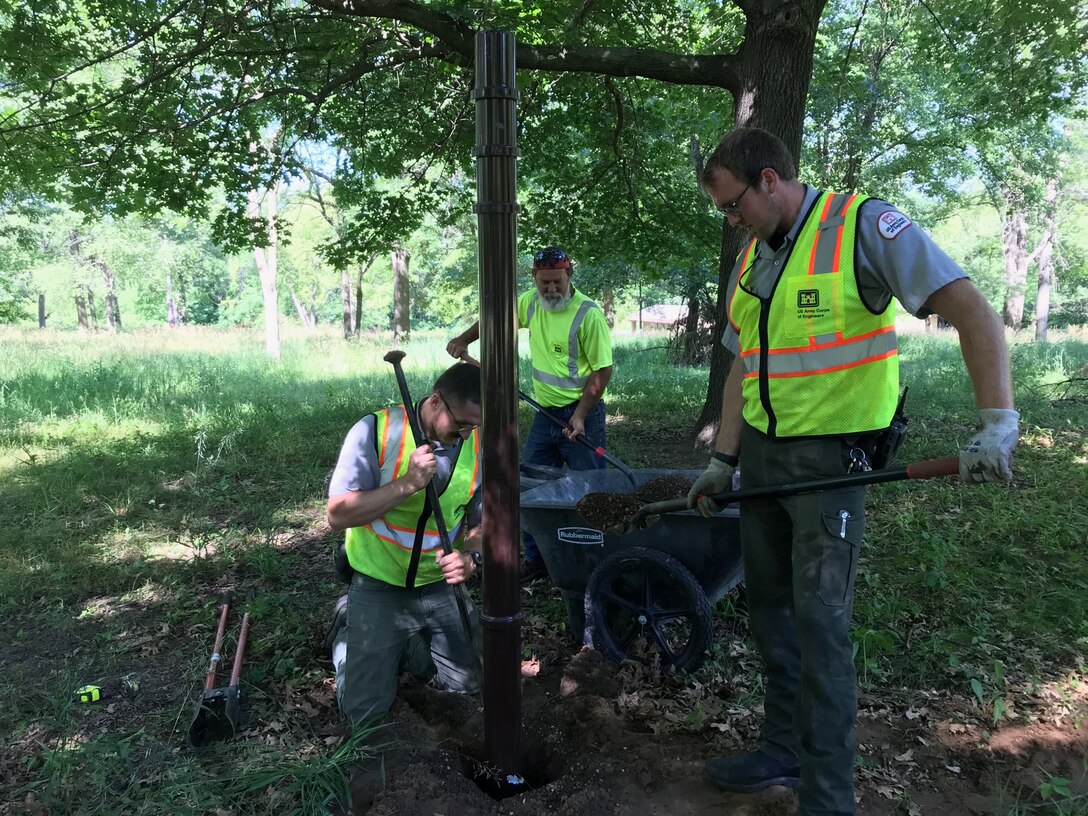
[584,547,713,673]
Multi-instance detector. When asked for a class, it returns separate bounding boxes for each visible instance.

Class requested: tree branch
[305,0,736,87]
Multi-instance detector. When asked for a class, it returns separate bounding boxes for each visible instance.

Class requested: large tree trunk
[600,285,615,328]
[1000,191,1029,329]
[291,289,317,328]
[692,1,825,447]
[166,273,180,326]
[1035,178,1059,341]
[86,286,99,331]
[354,266,364,335]
[340,267,354,338]
[75,294,88,331]
[354,253,377,336]
[249,181,281,361]
[97,260,121,331]
[392,246,411,341]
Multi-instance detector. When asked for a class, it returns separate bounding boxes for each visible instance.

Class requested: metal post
[473,29,523,773]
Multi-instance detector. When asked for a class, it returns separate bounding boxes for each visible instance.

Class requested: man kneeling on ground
[325,362,484,725]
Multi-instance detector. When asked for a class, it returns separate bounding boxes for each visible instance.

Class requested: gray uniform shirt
[721,185,967,354]
[329,405,483,527]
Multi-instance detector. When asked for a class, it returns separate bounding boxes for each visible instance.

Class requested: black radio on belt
[872,387,909,469]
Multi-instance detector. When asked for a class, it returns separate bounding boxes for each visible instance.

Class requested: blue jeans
[521,400,607,563]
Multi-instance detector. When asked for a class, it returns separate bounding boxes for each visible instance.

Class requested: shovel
[457,352,637,487]
[186,593,252,748]
[593,455,960,535]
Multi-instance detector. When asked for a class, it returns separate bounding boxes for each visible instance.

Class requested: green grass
[1,323,1087,813]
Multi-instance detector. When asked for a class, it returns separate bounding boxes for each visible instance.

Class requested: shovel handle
[203,592,233,691]
[905,455,960,480]
[635,455,961,522]
[459,353,638,486]
[228,613,251,688]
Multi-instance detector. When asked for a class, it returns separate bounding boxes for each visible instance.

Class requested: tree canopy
[3,0,1087,422]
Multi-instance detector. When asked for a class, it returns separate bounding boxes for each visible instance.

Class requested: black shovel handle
[383,350,481,672]
[458,353,637,486]
[633,455,960,526]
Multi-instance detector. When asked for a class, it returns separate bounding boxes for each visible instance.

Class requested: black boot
[704,749,800,793]
[323,595,348,659]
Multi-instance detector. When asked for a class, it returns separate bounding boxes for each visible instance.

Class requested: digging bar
[604,455,961,535]
[383,350,483,678]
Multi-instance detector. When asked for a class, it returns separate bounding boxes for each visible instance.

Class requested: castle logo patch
[877,211,912,240]
[798,289,819,308]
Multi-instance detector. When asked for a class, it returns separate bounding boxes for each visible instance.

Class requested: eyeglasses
[716,182,752,217]
[437,392,477,433]
[533,248,571,268]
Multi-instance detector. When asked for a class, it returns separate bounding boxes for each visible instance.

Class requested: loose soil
[345,602,1088,816]
[575,491,643,530]
[634,475,695,504]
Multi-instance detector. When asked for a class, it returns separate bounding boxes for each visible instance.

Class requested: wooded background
[2,0,1086,434]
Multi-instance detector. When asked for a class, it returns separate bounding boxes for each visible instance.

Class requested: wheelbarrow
[520,456,959,672]
[520,468,741,673]
[186,592,252,748]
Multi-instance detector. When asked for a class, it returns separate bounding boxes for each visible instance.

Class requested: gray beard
[540,291,573,313]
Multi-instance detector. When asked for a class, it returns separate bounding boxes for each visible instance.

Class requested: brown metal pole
[474,29,523,774]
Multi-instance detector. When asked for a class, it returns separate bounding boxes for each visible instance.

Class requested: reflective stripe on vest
[344,407,481,587]
[728,192,899,438]
[526,290,600,392]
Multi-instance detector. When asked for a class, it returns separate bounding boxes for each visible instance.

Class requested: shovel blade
[602,513,660,536]
[186,687,239,748]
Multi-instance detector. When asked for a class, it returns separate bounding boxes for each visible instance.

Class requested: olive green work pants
[333,571,481,726]
[740,423,868,816]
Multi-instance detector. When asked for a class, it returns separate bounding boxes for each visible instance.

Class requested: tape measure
[74,684,101,703]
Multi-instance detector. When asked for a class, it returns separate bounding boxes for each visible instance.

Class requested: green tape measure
[75,684,101,703]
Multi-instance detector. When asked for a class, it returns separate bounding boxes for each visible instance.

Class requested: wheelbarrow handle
[634,455,960,522]
[203,592,233,691]
[459,353,638,486]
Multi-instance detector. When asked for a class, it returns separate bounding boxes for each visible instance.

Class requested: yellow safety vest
[344,406,481,587]
[519,287,610,407]
[728,191,899,438]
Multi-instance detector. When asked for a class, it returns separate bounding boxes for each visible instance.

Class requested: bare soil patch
[341,603,1088,815]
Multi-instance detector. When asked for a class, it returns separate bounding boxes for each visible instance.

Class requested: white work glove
[959,408,1019,483]
[686,456,737,518]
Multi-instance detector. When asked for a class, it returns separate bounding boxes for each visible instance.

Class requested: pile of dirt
[634,476,694,504]
[574,492,642,530]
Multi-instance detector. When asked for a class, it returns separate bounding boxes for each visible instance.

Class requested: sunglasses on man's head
[533,248,570,267]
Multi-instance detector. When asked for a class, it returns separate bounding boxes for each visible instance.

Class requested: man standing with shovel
[325,361,483,726]
[690,128,1017,815]
[447,246,614,583]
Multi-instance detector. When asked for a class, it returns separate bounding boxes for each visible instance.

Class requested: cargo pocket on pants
[818,510,861,606]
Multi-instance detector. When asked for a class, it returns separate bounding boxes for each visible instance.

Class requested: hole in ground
[451,733,565,800]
